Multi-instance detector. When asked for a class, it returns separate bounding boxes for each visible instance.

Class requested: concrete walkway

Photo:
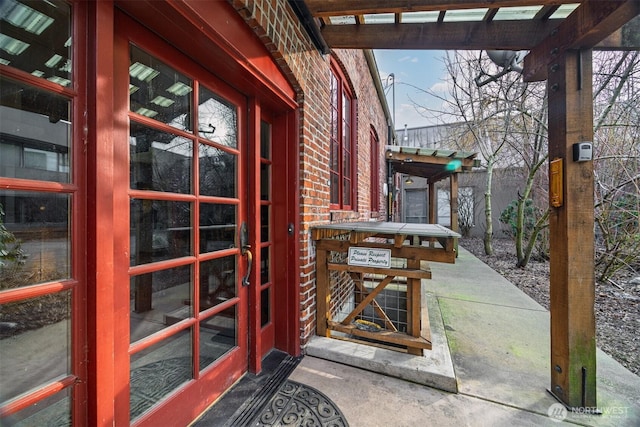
[291,247,640,426]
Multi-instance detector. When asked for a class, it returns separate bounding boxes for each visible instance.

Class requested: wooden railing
[312,222,459,355]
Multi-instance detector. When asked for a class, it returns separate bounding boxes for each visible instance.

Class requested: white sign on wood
[347,247,391,268]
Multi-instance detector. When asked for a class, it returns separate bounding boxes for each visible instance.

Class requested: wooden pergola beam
[320,20,558,50]
[524,0,640,81]
[307,0,578,16]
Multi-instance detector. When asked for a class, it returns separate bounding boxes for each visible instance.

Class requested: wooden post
[428,181,436,248]
[449,173,459,234]
[316,246,330,337]
[547,50,596,409]
[406,257,422,356]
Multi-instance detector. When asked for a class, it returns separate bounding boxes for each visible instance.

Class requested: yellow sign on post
[550,158,563,208]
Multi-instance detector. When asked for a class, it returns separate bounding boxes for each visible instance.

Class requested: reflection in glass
[0,291,71,402]
[199,306,237,371]
[130,329,192,421]
[0,1,71,85]
[200,203,236,253]
[198,85,237,148]
[130,265,192,343]
[199,256,236,311]
[3,387,71,426]
[130,122,192,194]
[261,246,270,285]
[0,78,71,183]
[199,143,236,198]
[130,199,191,266]
[129,45,193,132]
[0,191,70,288]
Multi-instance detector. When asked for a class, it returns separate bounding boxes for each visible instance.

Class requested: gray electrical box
[573,142,592,162]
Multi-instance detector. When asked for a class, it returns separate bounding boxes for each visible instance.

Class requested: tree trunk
[483,158,494,255]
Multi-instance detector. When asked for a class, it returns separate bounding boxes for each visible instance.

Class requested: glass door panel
[126,43,246,423]
[259,120,274,343]
[0,1,81,423]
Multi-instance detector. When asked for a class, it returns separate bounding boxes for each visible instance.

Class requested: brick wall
[230,0,390,347]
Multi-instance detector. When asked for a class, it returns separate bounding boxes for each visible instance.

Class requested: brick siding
[230,0,390,347]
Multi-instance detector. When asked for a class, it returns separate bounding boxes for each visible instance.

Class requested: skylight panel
[363,13,394,24]
[135,107,159,118]
[443,8,488,22]
[47,76,70,87]
[0,33,29,55]
[166,82,192,96]
[45,54,63,68]
[401,11,439,24]
[493,6,541,20]
[151,96,175,108]
[550,4,580,19]
[1,0,55,35]
[329,16,356,25]
[129,62,160,82]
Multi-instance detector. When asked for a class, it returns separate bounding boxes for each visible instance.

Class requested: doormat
[247,380,349,427]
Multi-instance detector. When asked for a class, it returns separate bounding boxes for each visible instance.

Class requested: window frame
[370,127,380,213]
[329,60,357,211]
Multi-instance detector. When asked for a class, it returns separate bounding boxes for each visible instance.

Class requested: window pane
[0,290,71,402]
[260,162,270,201]
[200,306,237,371]
[199,203,236,253]
[4,388,71,426]
[198,86,237,148]
[130,199,192,266]
[0,0,71,86]
[129,45,193,132]
[260,287,270,327]
[200,256,236,311]
[130,329,192,421]
[0,191,70,288]
[0,78,71,182]
[130,122,192,194]
[199,143,236,198]
[343,178,351,206]
[260,246,270,285]
[330,172,339,205]
[260,121,271,160]
[343,148,351,178]
[260,205,269,242]
[130,265,192,343]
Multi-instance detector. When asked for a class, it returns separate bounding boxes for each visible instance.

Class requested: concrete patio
[294,247,640,426]
[195,247,639,426]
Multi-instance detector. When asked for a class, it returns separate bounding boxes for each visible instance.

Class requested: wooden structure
[313,222,459,355]
[301,0,640,410]
[386,146,479,230]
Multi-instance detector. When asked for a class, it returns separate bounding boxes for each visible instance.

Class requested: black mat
[247,380,349,427]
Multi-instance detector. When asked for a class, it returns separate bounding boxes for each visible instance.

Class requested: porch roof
[296,0,640,81]
[385,145,479,183]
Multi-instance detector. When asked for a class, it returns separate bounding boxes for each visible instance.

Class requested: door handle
[240,222,252,286]
[242,248,252,287]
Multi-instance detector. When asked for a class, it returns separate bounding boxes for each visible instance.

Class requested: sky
[373,50,450,130]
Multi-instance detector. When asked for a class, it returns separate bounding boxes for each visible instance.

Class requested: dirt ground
[460,237,640,377]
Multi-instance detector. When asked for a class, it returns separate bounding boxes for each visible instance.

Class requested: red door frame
[0,1,88,423]
[88,1,300,425]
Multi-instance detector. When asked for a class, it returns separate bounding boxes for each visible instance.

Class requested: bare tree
[592,51,640,282]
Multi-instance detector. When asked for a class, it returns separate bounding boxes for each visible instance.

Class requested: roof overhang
[386,145,480,184]
[299,0,640,81]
